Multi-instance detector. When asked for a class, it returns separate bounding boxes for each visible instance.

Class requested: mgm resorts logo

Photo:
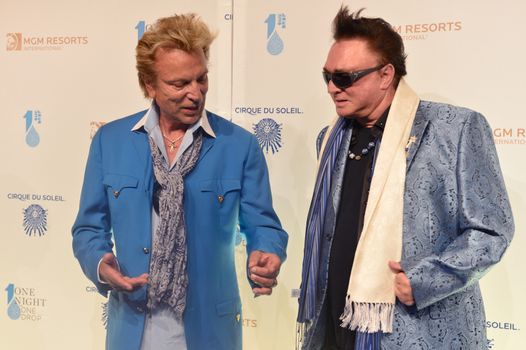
[392,21,462,41]
[493,127,525,145]
[253,118,283,154]
[5,283,46,321]
[6,32,88,51]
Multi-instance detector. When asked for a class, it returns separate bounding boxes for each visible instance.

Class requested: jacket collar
[130,101,216,138]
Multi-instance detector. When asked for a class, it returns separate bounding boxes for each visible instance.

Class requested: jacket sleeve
[72,127,113,296]
[404,111,514,310]
[239,135,288,263]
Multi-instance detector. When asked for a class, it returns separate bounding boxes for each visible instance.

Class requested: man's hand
[248,250,282,296]
[99,253,148,292]
[388,260,415,306]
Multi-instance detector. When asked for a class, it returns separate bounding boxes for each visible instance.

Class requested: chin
[182,114,202,124]
[336,107,355,118]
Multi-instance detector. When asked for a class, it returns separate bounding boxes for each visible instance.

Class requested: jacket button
[143,247,149,254]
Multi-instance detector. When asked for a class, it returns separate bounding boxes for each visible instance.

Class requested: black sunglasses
[322,64,385,90]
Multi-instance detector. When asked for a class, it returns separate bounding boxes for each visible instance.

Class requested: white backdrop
[1,1,523,349]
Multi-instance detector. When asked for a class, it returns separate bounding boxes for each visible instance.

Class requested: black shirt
[325,109,388,350]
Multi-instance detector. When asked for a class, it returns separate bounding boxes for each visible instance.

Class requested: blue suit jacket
[72,110,288,350]
[303,101,514,350]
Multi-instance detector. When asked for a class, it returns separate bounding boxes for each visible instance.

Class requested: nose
[186,81,204,102]
[326,79,341,95]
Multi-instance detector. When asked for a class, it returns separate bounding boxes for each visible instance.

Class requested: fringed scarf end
[340,296,394,333]
[295,322,305,350]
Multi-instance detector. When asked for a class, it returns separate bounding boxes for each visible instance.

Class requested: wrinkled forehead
[325,38,381,71]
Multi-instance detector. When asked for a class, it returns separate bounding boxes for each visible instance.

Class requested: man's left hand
[248,250,282,296]
[388,260,415,306]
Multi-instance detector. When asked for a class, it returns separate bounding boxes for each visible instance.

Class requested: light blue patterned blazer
[303,101,514,350]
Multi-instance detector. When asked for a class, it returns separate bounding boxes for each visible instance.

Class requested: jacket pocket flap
[103,174,139,190]
[215,298,241,316]
[200,179,241,194]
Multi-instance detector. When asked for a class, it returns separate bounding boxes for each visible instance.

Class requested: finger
[103,269,136,292]
[397,294,415,306]
[250,265,279,279]
[100,263,126,286]
[388,260,403,273]
[124,274,149,289]
[110,277,134,292]
[394,272,410,287]
[404,298,415,306]
[101,253,118,268]
[248,251,263,269]
[251,256,281,276]
[252,287,273,296]
[250,273,276,288]
[393,277,415,306]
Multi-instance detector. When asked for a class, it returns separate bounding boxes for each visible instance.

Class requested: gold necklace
[162,133,184,152]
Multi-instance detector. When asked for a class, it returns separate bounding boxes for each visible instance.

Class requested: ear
[145,81,156,99]
[379,64,396,90]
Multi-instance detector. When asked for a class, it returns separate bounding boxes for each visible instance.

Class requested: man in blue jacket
[72,13,288,350]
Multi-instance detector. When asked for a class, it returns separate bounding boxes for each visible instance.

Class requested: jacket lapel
[130,129,154,192]
[199,133,215,162]
[361,80,420,235]
[197,111,217,163]
[131,129,150,164]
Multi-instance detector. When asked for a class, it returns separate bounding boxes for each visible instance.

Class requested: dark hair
[333,6,407,84]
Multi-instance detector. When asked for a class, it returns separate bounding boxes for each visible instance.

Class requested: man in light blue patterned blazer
[297,6,514,350]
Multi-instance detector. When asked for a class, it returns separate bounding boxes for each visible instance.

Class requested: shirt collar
[131,101,216,138]
[373,106,389,131]
[369,107,389,138]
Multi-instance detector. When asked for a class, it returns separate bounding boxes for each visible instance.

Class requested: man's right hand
[99,253,149,292]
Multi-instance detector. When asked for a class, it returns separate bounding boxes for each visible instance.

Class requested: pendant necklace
[162,133,184,152]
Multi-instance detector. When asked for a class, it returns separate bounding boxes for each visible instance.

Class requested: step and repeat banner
[1,0,524,349]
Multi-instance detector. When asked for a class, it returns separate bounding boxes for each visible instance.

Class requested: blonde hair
[136,13,216,97]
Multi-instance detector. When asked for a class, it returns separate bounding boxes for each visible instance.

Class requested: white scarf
[323,79,420,332]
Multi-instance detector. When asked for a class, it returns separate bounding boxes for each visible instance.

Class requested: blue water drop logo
[6,284,21,320]
[267,32,284,55]
[264,13,286,55]
[26,125,40,147]
[7,299,21,320]
[23,110,42,147]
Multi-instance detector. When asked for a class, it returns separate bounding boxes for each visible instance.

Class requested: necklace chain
[162,133,184,153]
[348,141,376,161]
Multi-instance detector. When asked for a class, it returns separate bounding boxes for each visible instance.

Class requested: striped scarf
[298,116,346,324]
